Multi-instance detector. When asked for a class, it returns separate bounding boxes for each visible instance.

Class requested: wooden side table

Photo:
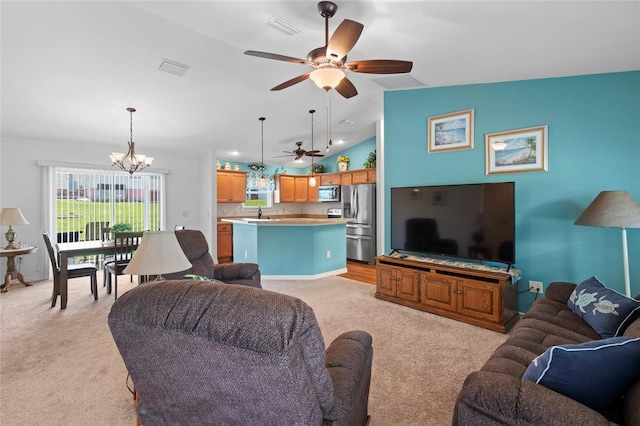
[0,246,38,292]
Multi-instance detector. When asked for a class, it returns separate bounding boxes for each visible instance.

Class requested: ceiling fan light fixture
[310,67,345,90]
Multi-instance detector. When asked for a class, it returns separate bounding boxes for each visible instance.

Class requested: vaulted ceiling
[2,1,638,169]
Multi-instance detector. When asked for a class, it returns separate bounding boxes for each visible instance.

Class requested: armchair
[108,280,373,425]
[157,229,261,288]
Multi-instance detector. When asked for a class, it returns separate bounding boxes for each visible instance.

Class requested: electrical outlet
[529,280,543,294]
[326,250,331,258]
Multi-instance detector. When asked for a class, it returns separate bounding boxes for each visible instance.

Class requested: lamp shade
[574,191,640,228]
[123,231,191,276]
[0,208,30,225]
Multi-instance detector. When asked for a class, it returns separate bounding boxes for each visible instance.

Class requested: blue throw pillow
[567,276,640,338]
[523,337,640,410]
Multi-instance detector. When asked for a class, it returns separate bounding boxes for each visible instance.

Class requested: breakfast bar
[222,218,348,278]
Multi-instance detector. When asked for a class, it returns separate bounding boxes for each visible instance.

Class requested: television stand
[375,254,520,333]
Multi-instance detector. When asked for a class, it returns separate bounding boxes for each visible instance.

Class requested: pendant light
[110,107,153,174]
[309,109,317,187]
[259,117,266,188]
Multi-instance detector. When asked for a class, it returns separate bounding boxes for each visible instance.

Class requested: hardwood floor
[339,260,376,285]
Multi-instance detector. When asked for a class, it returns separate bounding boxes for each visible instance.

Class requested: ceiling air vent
[158,59,190,77]
[263,16,303,35]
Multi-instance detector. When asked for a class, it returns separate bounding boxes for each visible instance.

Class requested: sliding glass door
[54,167,162,243]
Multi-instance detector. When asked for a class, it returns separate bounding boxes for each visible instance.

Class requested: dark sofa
[155,229,261,288]
[453,281,640,425]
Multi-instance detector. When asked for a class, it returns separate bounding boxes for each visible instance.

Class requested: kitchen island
[222,218,348,279]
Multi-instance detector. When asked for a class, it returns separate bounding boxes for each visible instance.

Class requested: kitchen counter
[222,218,348,226]
[225,218,347,279]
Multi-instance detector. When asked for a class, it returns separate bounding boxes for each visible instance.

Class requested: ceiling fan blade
[335,77,358,99]
[305,152,325,157]
[244,50,312,66]
[274,154,295,158]
[345,59,413,74]
[327,19,364,61]
[271,73,311,91]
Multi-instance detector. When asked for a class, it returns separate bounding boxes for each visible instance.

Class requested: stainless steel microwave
[318,185,340,202]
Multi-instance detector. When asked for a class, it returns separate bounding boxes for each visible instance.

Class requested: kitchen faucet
[258,206,262,219]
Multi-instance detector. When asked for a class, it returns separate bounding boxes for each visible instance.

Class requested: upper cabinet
[277,175,319,203]
[351,169,376,184]
[217,170,247,203]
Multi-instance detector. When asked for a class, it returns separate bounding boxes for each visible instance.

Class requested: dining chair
[43,232,98,307]
[83,221,110,267]
[104,231,143,300]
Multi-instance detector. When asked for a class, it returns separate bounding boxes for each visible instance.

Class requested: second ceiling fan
[275,141,324,161]
[245,1,413,99]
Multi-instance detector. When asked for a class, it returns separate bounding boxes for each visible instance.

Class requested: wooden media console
[375,255,520,333]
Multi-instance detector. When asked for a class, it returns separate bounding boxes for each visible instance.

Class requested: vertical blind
[55,167,162,243]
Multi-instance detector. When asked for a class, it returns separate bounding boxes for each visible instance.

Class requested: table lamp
[123,231,192,281]
[574,190,640,297]
[0,208,30,249]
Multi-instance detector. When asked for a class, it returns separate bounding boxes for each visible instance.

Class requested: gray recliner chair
[108,280,373,425]
[154,229,261,288]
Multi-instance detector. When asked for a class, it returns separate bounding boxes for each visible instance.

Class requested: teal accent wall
[231,223,347,276]
[312,137,376,173]
[384,71,640,311]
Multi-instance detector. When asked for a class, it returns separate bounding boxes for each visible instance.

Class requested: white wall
[0,137,209,282]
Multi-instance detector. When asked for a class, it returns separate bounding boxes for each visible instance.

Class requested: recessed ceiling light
[335,139,345,145]
[229,151,239,156]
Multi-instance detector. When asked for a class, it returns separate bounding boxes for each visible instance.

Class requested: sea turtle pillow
[567,276,640,338]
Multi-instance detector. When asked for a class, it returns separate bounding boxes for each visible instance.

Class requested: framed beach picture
[427,108,474,153]
[485,125,548,175]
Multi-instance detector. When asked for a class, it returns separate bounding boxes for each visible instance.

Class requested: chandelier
[110,107,153,174]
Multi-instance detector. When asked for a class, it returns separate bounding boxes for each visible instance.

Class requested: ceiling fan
[275,141,325,161]
[245,1,413,99]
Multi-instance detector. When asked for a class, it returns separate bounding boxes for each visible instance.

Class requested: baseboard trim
[262,268,348,281]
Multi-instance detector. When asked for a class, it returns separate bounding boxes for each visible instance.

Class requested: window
[54,167,162,242]
[243,190,273,209]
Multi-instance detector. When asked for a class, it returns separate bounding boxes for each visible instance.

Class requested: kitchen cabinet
[317,169,375,187]
[278,176,295,202]
[320,173,340,185]
[294,177,309,202]
[375,255,518,333]
[217,223,233,263]
[308,180,319,202]
[278,175,316,202]
[351,169,376,184]
[340,172,353,185]
[217,170,247,203]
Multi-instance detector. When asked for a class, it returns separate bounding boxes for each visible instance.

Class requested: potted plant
[311,163,325,174]
[337,155,350,172]
[111,223,132,232]
[363,150,376,169]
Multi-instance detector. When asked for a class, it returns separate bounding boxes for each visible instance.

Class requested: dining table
[55,240,116,309]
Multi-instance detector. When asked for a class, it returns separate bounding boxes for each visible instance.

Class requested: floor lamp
[574,191,640,297]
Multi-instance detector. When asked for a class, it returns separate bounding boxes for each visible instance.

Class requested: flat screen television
[391,182,515,265]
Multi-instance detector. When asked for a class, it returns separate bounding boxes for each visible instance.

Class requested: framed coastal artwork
[427,108,474,153]
[485,125,548,175]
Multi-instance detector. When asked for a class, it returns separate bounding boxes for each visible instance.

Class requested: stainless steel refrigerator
[341,184,376,264]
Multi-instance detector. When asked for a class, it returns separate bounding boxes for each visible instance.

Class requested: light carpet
[0,273,507,425]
